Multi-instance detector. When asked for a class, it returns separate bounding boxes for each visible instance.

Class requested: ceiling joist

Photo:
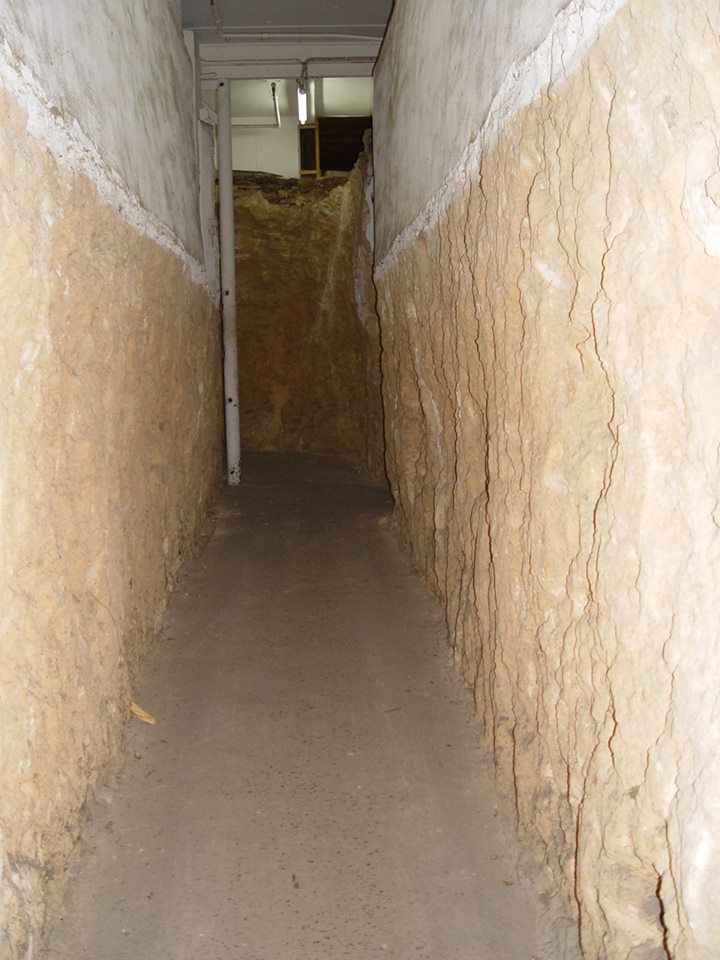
[183,0,392,79]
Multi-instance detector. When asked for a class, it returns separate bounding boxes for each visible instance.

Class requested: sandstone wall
[374,1,720,957]
[235,158,385,479]
[0,19,222,960]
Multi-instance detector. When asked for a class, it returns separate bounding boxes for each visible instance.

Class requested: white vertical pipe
[217,79,241,484]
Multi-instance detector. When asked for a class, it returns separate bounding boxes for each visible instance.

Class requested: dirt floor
[42,453,547,960]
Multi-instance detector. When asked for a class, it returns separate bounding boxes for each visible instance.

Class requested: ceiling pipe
[216,79,241,485]
[218,32,384,42]
[209,0,224,38]
[204,56,376,66]
[230,81,281,129]
[271,80,281,127]
[201,55,376,80]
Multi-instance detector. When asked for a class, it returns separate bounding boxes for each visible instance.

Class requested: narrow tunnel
[1,2,719,960]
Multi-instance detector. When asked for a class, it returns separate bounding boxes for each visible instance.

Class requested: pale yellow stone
[234,157,385,481]
[0,85,222,957]
[376,2,720,957]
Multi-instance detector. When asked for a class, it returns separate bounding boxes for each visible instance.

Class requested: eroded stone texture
[375,2,720,957]
[234,157,385,480]
[0,85,222,958]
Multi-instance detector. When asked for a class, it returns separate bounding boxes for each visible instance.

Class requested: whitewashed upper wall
[373,0,566,259]
[0,0,202,259]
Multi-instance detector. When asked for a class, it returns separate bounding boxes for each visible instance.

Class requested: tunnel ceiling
[184,0,393,79]
[182,0,394,43]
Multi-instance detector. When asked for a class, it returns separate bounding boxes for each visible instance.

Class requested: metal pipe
[216,80,241,485]
[271,80,281,127]
[201,55,376,80]
[219,31,384,41]
[230,82,281,129]
[209,0,224,39]
[204,56,376,67]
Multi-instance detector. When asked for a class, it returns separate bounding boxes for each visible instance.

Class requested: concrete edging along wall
[0,37,210,294]
[0,0,204,262]
[374,0,630,271]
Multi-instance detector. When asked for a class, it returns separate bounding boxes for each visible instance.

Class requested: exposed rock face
[234,158,385,480]
[374,1,720,957]
[0,83,222,957]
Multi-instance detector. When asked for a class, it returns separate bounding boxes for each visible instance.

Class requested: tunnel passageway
[43,453,544,959]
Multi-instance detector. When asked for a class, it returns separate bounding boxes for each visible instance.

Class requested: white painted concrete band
[374,0,630,280]
[0,37,215,299]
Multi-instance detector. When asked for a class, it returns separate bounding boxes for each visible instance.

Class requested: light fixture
[297,63,309,125]
[297,83,308,124]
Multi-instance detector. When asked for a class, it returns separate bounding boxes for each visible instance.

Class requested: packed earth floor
[43,453,547,960]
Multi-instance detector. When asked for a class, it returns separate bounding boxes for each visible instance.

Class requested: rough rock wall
[374,1,720,958]
[0,52,222,960]
[235,157,385,479]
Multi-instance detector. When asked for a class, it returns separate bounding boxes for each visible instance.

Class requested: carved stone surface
[375,2,720,957]
[234,159,385,481]
[0,85,222,958]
